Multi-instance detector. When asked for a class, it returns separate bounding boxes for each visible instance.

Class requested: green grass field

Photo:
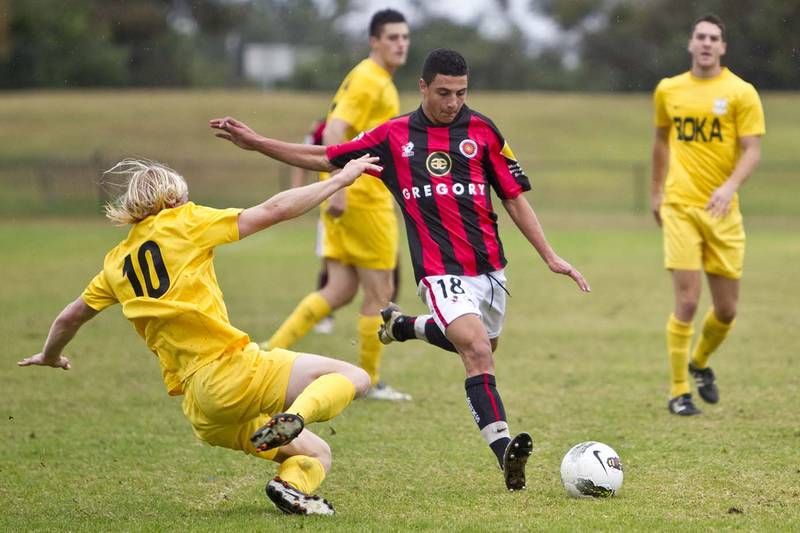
[1,91,799,531]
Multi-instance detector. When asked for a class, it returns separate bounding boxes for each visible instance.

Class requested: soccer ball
[560,441,623,498]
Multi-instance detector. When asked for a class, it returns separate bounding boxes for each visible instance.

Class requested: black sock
[424,318,458,353]
[391,316,458,353]
[464,374,511,468]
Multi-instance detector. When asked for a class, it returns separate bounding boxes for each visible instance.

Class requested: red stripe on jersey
[468,117,503,270]
[427,126,477,275]
[422,278,449,327]
[473,115,524,199]
[390,117,445,275]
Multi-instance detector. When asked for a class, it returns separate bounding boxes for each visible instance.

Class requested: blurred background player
[18,156,381,515]
[287,117,337,334]
[287,118,403,335]
[263,9,411,401]
[650,14,764,416]
[210,48,591,492]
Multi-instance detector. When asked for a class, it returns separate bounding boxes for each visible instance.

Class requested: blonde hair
[103,159,188,225]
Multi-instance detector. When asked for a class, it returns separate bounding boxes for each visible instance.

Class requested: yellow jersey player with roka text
[651,14,764,417]
[19,156,383,515]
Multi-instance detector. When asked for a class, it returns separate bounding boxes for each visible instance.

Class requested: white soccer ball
[560,441,623,498]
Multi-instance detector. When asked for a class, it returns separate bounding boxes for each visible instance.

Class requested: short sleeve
[736,83,766,137]
[329,73,379,133]
[181,203,243,250]
[653,80,671,128]
[82,270,118,311]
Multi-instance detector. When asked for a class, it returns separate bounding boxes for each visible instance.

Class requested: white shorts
[417,270,508,339]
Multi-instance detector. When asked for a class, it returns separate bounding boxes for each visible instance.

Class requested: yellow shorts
[181,343,297,461]
[660,202,745,279]
[322,207,398,270]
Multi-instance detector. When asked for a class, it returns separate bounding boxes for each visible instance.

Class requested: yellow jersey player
[651,14,765,416]
[264,9,411,401]
[18,156,383,515]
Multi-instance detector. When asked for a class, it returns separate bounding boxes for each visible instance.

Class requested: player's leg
[265,259,358,349]
[379,304,458,353]
[265,429,336,515]
[356,266,410,400]
[666,269,702,415]
[661,204,704,415]
[689,274,738,403]
[689,208,744,403]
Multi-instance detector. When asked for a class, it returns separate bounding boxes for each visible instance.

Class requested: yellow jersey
[324,57,399,210]
[82,202,248,396]
[654,67,765,208]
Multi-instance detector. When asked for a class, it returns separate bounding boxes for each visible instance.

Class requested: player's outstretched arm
[237,155,382,239]
[502,195,591,292]
[209,116,336,172]
[18,297,99,371]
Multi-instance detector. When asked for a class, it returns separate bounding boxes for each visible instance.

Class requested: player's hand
[18,352,71,370]
[209,116,262,151]
[651,192,663,227]
[338,155,382,185]
[547,256,591,292]
[706,182,735,218]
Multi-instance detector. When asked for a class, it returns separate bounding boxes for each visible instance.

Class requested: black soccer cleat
[668,393,702,416]
[503,432,534,491]
[266,477,335,516]
[378,303,402,345]
[689,362,719,404]
[251,413,304,452]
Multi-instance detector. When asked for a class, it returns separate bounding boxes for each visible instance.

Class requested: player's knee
[346,366,371,397]
[460,343,494,374]
[715,306,736,324]
[676,299,698,319]
[311,439,332,472]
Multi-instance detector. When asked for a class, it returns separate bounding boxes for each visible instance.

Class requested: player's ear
[419,78,427,93]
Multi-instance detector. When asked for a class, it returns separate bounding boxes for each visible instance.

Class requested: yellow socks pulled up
[287,373,356,424]
[267,292,332,349]
[691,308,733,369]
[357,314,384,386]
[667,314,694,398]
[277,455,326,495]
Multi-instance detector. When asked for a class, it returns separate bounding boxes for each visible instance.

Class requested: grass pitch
[1,90,799,530]
[2,211,798,531]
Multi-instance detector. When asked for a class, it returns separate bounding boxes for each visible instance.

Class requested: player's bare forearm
[18,297,98,370]
[209,116,336,172]
[238,156,380,238]
[503,195,591,292]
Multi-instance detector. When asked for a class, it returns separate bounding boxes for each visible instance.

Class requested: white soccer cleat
[266,477,335,516]
[313,316,335,334]
[365,381,412,401]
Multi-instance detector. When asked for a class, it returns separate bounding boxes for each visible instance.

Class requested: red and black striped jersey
[327,105,531,283]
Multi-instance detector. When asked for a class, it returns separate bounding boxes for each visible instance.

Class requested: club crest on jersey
[426,151,452,177]
[712,98,728,116]
[401,141,415,158]
[459,139,478,159]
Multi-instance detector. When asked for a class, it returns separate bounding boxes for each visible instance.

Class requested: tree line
[0,0,797,91]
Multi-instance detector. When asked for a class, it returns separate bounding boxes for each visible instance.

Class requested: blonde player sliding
[18,156,381,515]
[651,14,765,416]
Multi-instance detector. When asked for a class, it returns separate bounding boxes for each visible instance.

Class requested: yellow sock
[691,308,733,369]
[357,314,384,386]
[267,292,331,349]
[287,373,356,424]
[277,455,326,495]
[667,314,694,398]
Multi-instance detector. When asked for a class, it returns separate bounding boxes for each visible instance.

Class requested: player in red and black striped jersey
[211,48,590,492]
